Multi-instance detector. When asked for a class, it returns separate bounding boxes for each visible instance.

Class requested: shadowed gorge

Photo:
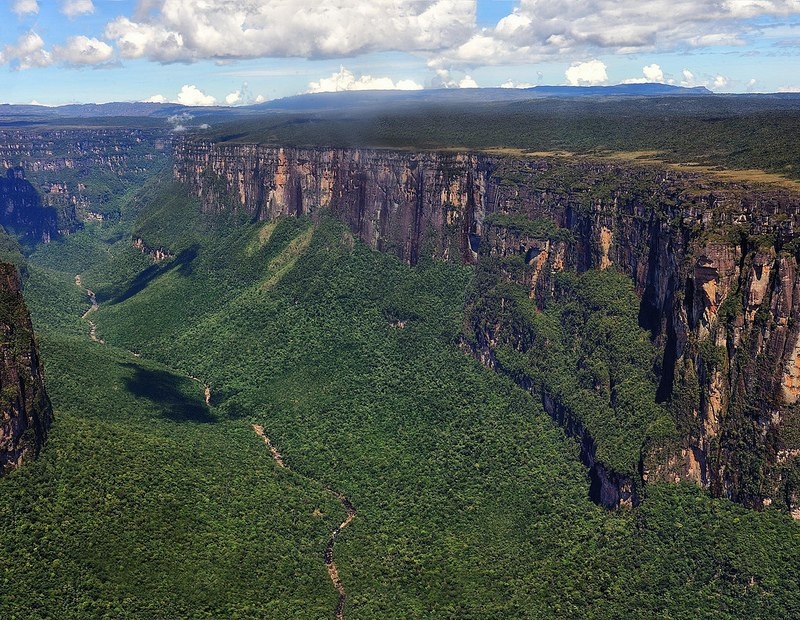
[0,168,59,248]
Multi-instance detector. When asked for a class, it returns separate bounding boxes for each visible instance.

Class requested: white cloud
[429,0,800,70]
[689,33,746,47]
[500,80,533,88]
[431,68,480,88]
[12,0,39,15]
[778,85,800,92]
[175,84,216,106]
[680,67,732,91]
[713,74,730,89]
[8,0,796,87]
[642,63,665,82]
[144,94,169,103]
[622,63,670,84]
[167,112,193,124]
[564,59,608,86]
[723,0,799,18]
[223,83,264,105]
[225,90,243,105]
[105,0,474,63]
[1,31,52,70]
[53,36,114,66]
[61,0,94,18]
[307,67,423,93]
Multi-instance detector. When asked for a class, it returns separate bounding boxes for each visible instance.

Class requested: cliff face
[0,128,170,233]
[0,262,52,475]
[0,167,59,246]
[174,143,487,265]
[174,140,800,513]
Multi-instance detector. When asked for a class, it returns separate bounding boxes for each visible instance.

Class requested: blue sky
[1,0,799,105]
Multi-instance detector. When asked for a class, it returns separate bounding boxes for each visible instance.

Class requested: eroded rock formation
[174,140,800,513]
[0,262,52,475]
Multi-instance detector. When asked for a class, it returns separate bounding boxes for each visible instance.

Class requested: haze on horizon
[0,0,798,106]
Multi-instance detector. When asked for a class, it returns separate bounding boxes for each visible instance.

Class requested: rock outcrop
[174,144,487,265]
[0,262,52,475]
[174,140,800,513]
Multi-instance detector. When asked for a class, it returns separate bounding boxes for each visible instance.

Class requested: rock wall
[174,140,800,513]
[174,143,488,265]
[0,167,59,246]
[0,262,52,475]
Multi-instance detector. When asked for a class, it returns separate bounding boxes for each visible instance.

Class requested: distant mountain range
[3,84,800,128]
[0,84,715,120]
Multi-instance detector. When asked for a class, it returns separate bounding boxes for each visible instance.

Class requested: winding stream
[75,274,103,343]
[251,424,356,619]
[74,275,351,615]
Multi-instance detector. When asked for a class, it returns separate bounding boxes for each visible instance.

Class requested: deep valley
[1,95,800,618]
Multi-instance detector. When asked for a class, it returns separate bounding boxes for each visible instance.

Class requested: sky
[0,0,799,106]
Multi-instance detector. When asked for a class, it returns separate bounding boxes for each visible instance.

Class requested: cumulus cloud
[307,67,423,93]
[61,0,94,18]
[500,79,533,88]
[225,90,243,105]
[430,0,800,70]
[622,63,669,84]
[1,31,52,70]
[712,74,730,89]
[680,67,732,91]
[53,36,114,66]
[222,82,262,105]
[9,0,797,85]
[431,68,480,88]
[144,94,169,103]
[176,84,216,106]
[643,63,665,82]
[564,59,608,86]
[105,0,474,63]
[12,0,39,15]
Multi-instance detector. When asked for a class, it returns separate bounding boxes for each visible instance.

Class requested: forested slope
[2,174,795,618]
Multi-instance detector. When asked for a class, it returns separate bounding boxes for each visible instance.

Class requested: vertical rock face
[0,262,52,475]
[0,167,59,246]
[174,143,488,265]
[174,140,800,513]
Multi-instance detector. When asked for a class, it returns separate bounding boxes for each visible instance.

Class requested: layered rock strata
[175,140,800,512]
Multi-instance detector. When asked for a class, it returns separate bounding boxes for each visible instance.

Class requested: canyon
[2,109,800,616]
[174,140,800,513]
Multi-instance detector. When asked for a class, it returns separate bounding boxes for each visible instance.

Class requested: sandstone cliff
[173,140,800,513]
[0,262,52,475]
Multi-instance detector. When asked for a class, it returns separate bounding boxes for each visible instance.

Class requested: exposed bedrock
[0,263,53,476]
[175,140,800,513]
